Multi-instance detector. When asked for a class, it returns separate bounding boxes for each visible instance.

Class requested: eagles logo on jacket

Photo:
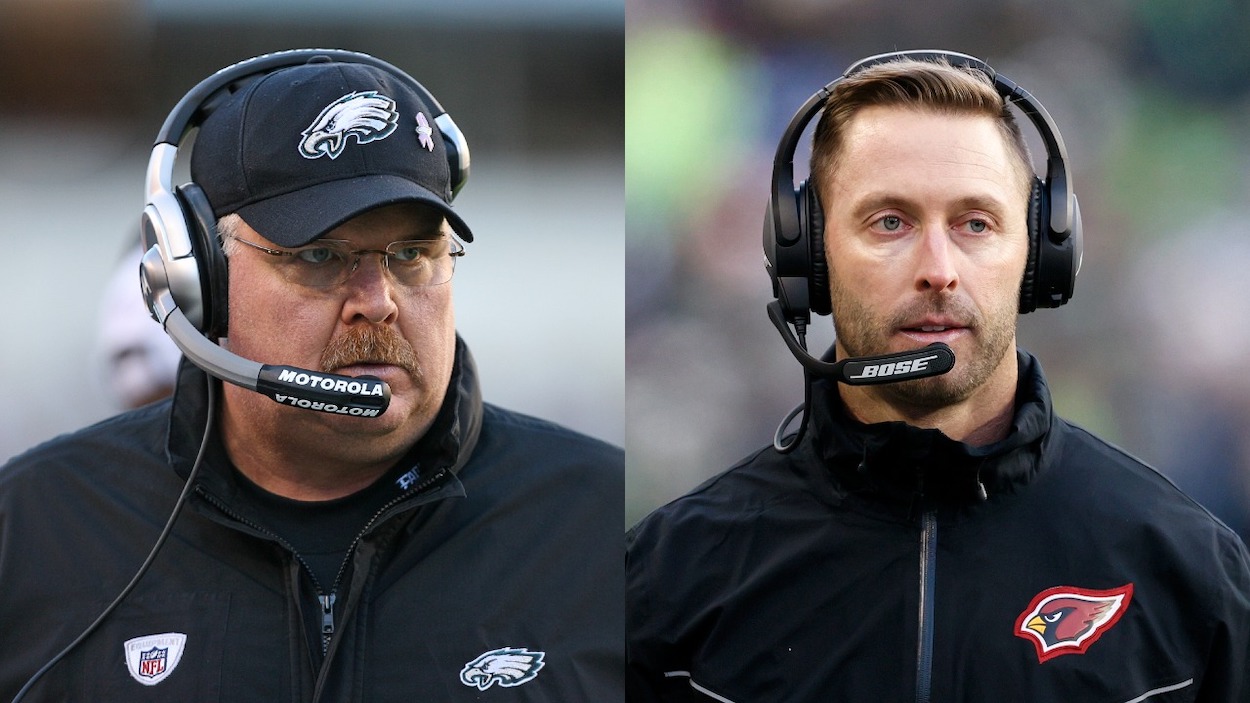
[626,350,1250,702]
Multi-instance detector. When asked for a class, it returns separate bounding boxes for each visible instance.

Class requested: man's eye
[879,215,904,232]
[391,245,426,263]
[295,247,337,264]
[967,219,988,234]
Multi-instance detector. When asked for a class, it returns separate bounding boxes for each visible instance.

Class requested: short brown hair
[810,58,1033,199]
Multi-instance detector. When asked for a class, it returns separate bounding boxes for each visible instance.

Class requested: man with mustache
[0,52,623,701]
[626,52,1250,701]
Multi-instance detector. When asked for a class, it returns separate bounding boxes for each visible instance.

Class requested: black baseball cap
[190,59,472,246]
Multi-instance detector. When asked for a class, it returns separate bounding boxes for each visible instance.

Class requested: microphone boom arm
[155,290,390,416]
[766,301,955,385]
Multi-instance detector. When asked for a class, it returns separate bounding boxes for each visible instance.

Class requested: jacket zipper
[196,467,448,658]
[316,467,449,653]
[195,489,335,652]
[318,593,336,653]
[308,467,451,703]
[915,509,937,703]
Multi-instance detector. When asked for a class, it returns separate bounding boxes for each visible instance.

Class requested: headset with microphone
[762,49,1083,451]
[139,48,472,417]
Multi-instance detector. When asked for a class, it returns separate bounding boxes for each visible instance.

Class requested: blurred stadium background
[626,0,1250,541]
[0,1,624,461]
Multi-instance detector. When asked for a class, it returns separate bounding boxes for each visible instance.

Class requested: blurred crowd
[625,0,1250,539]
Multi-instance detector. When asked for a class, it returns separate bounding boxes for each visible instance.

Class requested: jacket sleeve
[627,521,664,702]
[627,520,700,703]
[1197,530,1250,701]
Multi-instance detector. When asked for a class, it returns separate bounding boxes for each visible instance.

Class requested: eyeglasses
[227,235,466,288]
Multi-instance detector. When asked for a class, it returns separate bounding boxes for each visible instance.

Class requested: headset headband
[768,49,1075,247]
[154,49,449,147]
[146,48,469,225]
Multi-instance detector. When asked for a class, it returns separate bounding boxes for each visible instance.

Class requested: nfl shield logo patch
[139,647,166,677]
[124,633,186,686]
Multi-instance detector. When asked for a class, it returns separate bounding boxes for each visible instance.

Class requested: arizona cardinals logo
[299,91,399,160]
[459,647,545,690]
[1014,584,1133,663]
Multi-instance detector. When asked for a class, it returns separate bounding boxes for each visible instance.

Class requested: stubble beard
[829,281,1018,409]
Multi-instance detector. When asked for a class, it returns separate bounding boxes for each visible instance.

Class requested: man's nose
[341,253,399,324]
[914,225,958,293]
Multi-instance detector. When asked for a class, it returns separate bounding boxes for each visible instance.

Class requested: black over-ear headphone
[140,48,470,341]
[763,49,1083,329]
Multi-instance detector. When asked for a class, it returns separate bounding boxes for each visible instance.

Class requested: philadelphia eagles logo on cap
[299,90,399,160]
[1014,583,1133,663]
[459,647,545,690]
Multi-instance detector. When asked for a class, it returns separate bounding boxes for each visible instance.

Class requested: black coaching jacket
[626,350,1250,702]
[0,338,624,702]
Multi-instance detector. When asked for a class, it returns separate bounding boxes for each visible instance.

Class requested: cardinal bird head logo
[1015,584,1133,663]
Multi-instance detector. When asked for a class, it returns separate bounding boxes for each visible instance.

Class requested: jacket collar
[808,349,1054,511]
[165,334,484,493]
